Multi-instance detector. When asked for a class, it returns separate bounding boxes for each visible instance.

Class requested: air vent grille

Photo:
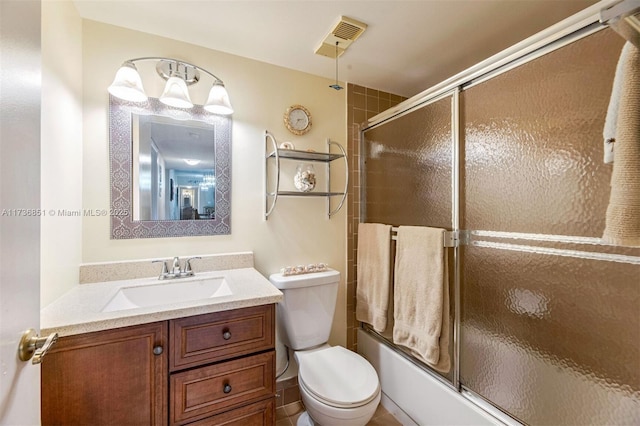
[315,16,368,58]
[333,21,364,41]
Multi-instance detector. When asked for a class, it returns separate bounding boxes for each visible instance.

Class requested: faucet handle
[171,257,181,274]
[184,257,201,274]
[152,260,169,278]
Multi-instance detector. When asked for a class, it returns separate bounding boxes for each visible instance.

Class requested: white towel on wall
[393,226,450,373]
[356,223,392,332]
[603,42,633,164]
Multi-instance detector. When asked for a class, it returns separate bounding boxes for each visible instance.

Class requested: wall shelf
[264,130,348,219]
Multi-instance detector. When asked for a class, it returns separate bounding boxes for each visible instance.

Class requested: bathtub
[357,329,507,426]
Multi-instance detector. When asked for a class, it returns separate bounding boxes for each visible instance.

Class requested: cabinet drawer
[171,351,275,425]
[186,398,275,426]
[170,305,274,371]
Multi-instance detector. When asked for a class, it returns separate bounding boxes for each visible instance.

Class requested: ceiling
[142,116,215,170]
[73,0,599,98]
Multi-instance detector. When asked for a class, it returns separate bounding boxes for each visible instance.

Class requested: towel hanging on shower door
[356,223,392,332]
[393,226,450,373]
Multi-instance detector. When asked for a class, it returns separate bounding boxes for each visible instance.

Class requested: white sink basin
[101,277,232,312]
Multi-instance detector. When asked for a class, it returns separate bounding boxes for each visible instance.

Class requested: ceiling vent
[315,16,368,58]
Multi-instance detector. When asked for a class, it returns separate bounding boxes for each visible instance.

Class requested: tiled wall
[276,376,300,407]
[346,84,407,350]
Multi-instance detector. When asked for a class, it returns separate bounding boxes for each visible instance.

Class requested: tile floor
[275,401,402,426]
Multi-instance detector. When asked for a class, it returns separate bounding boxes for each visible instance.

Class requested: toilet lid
[298,346,380,408]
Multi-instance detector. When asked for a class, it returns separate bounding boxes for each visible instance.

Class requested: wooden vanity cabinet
[41,321,168,425]
[41,304,276,426]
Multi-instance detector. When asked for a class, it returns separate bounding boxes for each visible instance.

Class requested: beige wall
[41,0,83,307]
[76,20,347,345]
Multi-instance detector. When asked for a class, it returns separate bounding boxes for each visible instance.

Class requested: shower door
[460,29,639,425]
[362,93,456,384]
[360,27,640,424]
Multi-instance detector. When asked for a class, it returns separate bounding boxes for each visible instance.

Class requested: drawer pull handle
[153,346,163,355]
[222,330,232,340]
[223,384,232,394]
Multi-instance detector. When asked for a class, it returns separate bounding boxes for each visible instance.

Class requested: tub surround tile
[42,266,282,337]
[79,252,254,284]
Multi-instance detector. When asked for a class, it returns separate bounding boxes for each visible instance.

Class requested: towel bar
[390,227,466,247]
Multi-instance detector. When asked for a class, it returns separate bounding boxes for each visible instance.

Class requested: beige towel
[603,42,640,247]
[356,223,392,332]
[393,226,450,373]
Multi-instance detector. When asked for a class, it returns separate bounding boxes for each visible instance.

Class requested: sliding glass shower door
[362,94,456,384]
[361,28,640,424]
[460,28,639,425]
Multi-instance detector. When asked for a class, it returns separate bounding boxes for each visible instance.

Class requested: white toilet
[270,269,381,426]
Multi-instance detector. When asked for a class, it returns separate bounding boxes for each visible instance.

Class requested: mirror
[132,114,216,221]
[109,96,231,239]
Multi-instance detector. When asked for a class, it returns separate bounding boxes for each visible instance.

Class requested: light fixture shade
[204,81,234,115]
[108,63,147,102]
[159,76,193,108]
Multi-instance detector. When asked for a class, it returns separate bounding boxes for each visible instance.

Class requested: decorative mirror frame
[109,95,231,239]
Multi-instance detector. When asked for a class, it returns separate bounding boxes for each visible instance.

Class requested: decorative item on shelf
[107,57,233,115]
[294,163,316,192]
[284,104,312,135]
[280,141,295,150]
[281,263,328,276]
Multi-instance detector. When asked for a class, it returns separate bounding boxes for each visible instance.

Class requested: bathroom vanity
[40,260,282,426]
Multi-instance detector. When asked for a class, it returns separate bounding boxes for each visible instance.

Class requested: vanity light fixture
[107,57,234,115]
[107,62,147,102]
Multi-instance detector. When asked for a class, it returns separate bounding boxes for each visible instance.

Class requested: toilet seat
[297,346,380,409]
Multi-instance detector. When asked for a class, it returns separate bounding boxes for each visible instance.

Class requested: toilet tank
[269,269,340,350]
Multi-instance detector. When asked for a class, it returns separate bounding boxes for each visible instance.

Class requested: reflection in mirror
[109,96,231,239]
[132,114,216,221]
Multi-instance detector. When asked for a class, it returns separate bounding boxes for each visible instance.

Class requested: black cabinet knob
[223,384,232,394]
[153,346,163,355]
[222,330,232,340]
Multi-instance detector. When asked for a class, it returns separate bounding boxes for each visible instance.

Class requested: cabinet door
[41,322,168,425]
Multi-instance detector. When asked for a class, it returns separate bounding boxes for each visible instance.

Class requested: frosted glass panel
[461,29,640,424]
[461,245,640,425]
[463,29,625,237]
[363,97,452,229]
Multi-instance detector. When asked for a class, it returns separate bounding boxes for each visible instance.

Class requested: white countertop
[41,268,283,337]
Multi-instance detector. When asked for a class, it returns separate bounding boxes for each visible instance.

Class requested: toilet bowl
[295,345,381,426]
[269,269,381,426]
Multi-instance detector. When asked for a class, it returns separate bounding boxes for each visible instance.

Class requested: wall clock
[284,104,312,136]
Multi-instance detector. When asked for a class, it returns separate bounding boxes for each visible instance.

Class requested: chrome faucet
[153,256,201,280]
